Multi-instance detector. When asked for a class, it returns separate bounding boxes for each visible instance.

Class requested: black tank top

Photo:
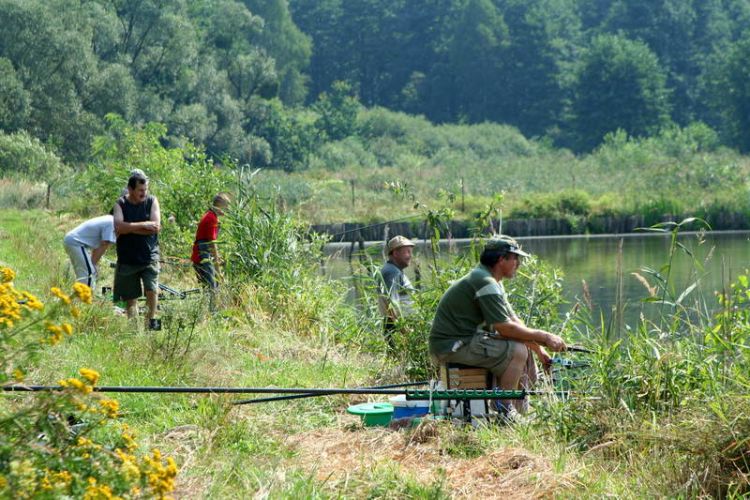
[116,195,159,265]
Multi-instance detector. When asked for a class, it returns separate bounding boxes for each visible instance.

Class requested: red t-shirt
[191,209,219,264]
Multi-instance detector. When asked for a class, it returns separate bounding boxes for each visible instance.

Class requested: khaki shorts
[113,262,159,301]
[434,334,519,377]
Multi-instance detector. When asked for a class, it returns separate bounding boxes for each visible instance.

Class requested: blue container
[393,406,429,419]
[390,395,430,419]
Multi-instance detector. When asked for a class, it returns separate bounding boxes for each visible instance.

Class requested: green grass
[3,207,749,497]
[248,116,750,228]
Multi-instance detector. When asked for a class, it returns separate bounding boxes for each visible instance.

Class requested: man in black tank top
[112,173,162,329]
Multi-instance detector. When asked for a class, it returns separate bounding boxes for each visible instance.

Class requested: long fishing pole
[1,385,570,400]
[232,380,429,405]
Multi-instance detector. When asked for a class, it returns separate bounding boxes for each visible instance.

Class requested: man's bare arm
[150,197,161,232]
[91,242,110,266]
[493,321,566,352]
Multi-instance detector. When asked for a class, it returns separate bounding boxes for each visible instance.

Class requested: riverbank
[313,211,749,242]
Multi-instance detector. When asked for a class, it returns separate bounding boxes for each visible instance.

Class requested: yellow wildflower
[142,449,177,498]
[12,368,24,382]
[62,323,73,335]
[50,287,72,304]
[116,449,141,481]
[41,474,53,491]
[61,377,92,394]
[122,431,137,452]
[79,368,100,385]
[52,470,72,488]
[20,291,43,311]
[72,282,93,304]
[77,436,93,447]
[99,399,119,418]
[83,479,115,500]
[71,306,80,318]
[46,324,64,344]
[1,267,14,283]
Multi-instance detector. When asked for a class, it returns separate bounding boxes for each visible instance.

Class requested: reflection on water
[323,231,750,325]
[524,232,748,321]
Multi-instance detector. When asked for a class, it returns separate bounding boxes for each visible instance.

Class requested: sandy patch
[286,420,575,498]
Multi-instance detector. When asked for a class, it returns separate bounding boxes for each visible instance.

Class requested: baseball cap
[484,235,530,257]
[387,235,415,254]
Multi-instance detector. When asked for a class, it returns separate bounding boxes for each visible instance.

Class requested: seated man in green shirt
[429,235,566,413]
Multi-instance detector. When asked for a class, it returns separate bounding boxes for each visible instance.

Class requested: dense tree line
[0,0,313,169]
[291,0,750,151]
[2,0,750,173]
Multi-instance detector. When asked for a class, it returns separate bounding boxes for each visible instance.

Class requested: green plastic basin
[347,402,394,427]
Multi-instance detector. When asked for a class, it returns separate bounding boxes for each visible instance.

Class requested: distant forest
[2,0,750,170]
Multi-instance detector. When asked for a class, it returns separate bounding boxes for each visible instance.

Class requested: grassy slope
[2,208,642,498]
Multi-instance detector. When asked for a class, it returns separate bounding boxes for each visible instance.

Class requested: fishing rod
[1,385,573,400]
[232,380,429,405]
[565,345,592,353]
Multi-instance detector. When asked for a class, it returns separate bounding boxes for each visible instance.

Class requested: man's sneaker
[148,318,161,331]
[492,401,518,424]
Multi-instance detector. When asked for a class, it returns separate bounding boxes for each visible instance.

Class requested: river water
[324,231,750,324]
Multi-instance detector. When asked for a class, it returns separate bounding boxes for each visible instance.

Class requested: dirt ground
[286,418,577,498]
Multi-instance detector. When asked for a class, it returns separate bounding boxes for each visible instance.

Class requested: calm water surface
[325,231,750,324]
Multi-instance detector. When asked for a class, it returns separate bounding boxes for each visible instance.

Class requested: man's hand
[544,333,567,352]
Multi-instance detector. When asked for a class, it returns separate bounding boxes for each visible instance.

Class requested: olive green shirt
[429,264,516,355]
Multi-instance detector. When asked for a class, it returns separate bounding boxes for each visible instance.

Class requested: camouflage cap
[483,235,530,257]
[387,235,415,254]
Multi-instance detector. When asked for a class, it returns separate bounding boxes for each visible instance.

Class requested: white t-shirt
[64,215,116,249]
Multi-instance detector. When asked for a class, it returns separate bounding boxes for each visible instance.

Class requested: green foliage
[709,32,750,151]
[82,115,234,259]
[313,81,361,141]
[223,188,327,288]
[530,220,750,495]
[246,99,320,172]
[569,34,672,151]
[87,115,231,220]
[243,0,312,104]
[511,190,592,219]
[0,130,65,180]
[3,0,750,161]
[0,270,179,498]
[0,57,30,131]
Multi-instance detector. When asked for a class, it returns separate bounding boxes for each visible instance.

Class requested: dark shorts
[114,261,159,301]
[193,261,217,289]
[433,334,519,377]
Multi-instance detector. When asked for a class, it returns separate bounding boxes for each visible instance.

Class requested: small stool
[439,363,492,421]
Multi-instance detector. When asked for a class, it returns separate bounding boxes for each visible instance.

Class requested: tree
[243,0,312,104]
[709,34,750,151]
[0,58,30,132]
[569,34,672,151]
[313,81,361,141]
[244,98,319,172]
[446,0,510,122]
[496,0,582,137]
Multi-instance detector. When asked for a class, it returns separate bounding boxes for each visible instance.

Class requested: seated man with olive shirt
[429,235,566,414]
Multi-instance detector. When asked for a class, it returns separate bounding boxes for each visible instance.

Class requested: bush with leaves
[0,267,178,499]
[80,114,233,258]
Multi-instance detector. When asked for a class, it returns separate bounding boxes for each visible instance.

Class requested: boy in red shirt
[192,194,230,301]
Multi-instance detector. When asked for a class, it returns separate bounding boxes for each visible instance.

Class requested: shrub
[0,268,178,499]
[0,130,65,180]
